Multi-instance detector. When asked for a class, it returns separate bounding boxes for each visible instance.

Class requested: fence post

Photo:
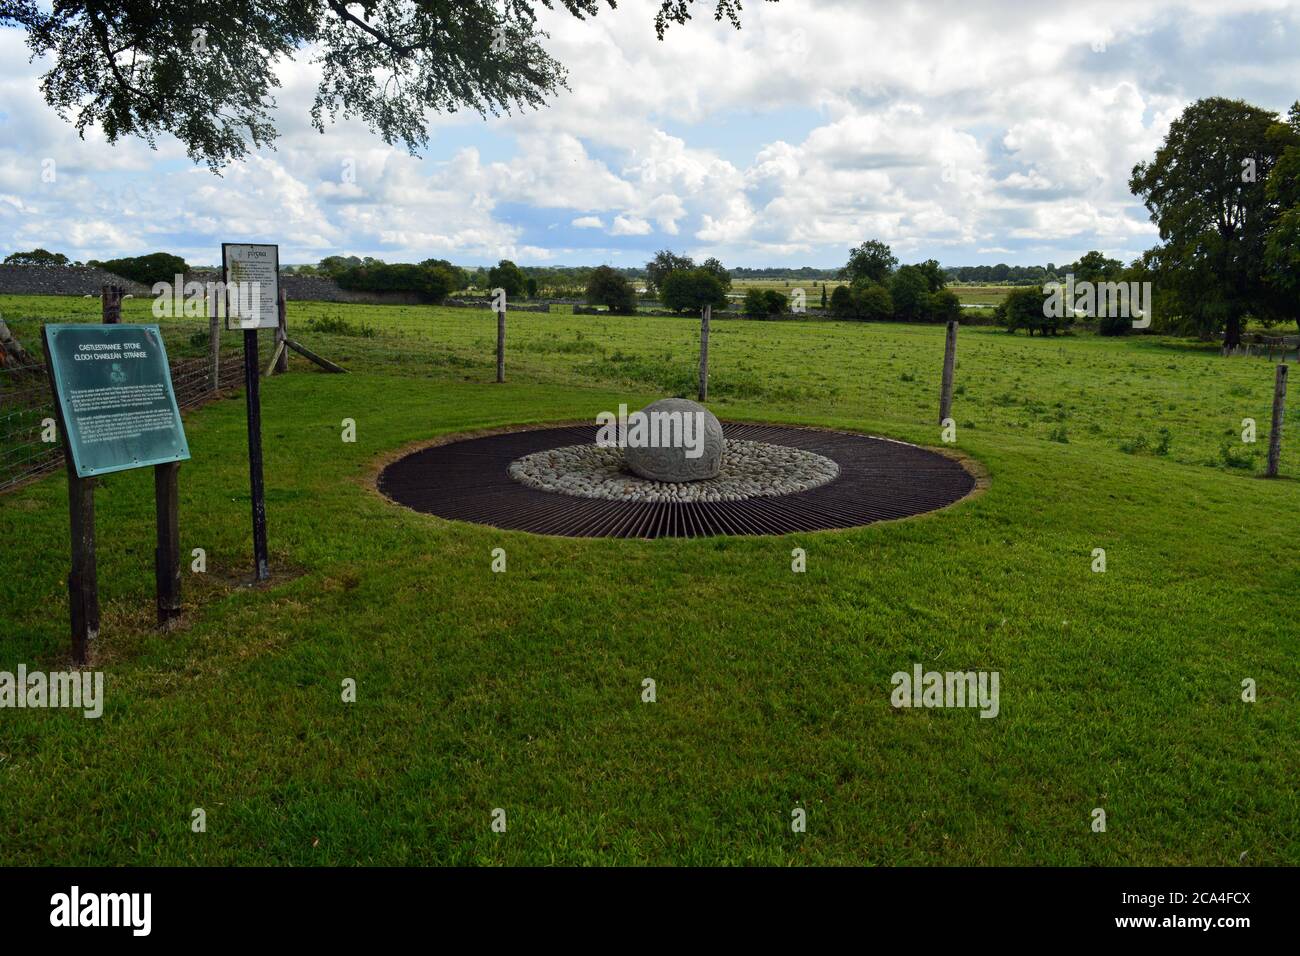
[939,320,958,424]
[698,304,711,402]
[1267,363,1288,478]
[101,285,122,324]
[275,289,288,374]
[208,292,221,393]
[496,308,505,383]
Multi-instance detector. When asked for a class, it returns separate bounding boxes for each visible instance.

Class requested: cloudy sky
[1,0,1298,269]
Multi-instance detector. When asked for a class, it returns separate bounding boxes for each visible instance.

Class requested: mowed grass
[0,294,1296,865]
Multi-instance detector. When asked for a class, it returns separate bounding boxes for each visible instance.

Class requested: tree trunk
[1224,314,1243,351]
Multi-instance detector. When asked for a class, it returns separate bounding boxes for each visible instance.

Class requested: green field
[1,293,1296,865]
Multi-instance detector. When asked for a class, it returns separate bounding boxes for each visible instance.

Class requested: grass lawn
[1,294,1296,865]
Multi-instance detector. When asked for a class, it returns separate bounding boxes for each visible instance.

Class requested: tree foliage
[698,256,731,291]
[585,264,636,314]
[888,266,931,322]
[420,258,469,292]
[1,1,770,171]
[335,261,458,303]
[95,252,188,286]
[3,248,70,266]
[995,286,1069,336]
[645,249,695,295]
[488,258,528,298]
[742,287,786,317]
[1130,97,1294,348]
[659,268,727,313]
[841,240,897,285]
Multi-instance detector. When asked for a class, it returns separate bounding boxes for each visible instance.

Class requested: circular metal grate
[378,423,978,538]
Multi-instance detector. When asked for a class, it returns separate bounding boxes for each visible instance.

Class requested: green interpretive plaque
[43,324,191,478]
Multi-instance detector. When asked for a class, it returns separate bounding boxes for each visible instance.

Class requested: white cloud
[610,214,652,236]
[1,1,1297,265]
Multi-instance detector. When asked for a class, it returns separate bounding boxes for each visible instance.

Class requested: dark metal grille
[378,423,978,538]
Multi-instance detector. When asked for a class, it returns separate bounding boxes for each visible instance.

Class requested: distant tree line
[820,241,961,324]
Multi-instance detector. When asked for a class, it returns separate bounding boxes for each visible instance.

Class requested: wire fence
[0,346,244,493]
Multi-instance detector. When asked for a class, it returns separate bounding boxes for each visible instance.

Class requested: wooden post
[285,338,346,373]
[939,320,958,424]
[67,473,98,664]
[154,461,182,627]
[1267,363,1288,478]
[101,285,122,324]
[496,308,506,383]
[243,329,270,581]
[42,326,98,663]
[698,304,711,402]
[208,293,221,393]
[275,288,288,374]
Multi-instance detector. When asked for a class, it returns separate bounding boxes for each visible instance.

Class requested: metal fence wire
[0,347,244,493]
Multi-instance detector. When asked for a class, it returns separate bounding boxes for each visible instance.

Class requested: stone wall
[187,271,427,305]
[0,264,149,296]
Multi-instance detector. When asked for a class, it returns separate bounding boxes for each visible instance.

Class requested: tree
[852,282,893,322]
[2,2,769,172]
[319,255,363,277]
[743,288,786,317]
[659,268,727,313]
[742,288,767,317]
[928,289,962,324]
[1063,250,1124,284]
[699,256,731,291]
[829,285,854,318]
[995,287,1067,336]
[1130,97,1289,349]
[645,250,694,295]
[1264,103,1300,331]
[488,259,527,298]
[841,240,897,285]
[585,265,636,314]
[4,248,69,266]
[914,258,946,293]
[99,252,188,286]
[420,258,469,292]
[888,266,931,322]
[335,262,456,303]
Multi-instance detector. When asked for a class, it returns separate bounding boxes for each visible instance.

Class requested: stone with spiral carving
[620,397,724,482]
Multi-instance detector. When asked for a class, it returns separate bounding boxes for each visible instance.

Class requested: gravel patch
[508,439,840,502]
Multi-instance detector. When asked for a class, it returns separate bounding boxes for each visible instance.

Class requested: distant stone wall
[446,298,551,313]
[187,271,425,305]
[0,265,149,296]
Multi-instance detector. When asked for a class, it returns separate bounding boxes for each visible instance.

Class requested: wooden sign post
[42,323,191,661]
[222,242,279,582]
